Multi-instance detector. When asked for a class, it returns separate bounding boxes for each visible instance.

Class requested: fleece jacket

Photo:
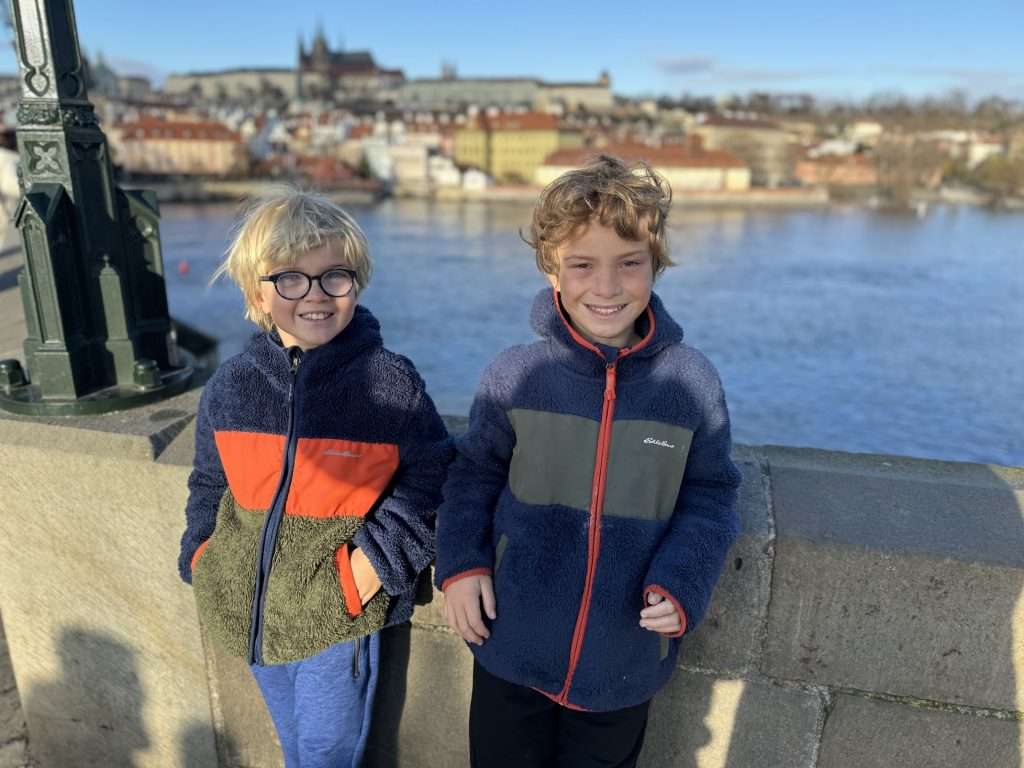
[435,288,741,712]
[179,305,451,665]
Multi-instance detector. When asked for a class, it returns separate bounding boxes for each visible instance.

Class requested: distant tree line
[654,89,1024,132]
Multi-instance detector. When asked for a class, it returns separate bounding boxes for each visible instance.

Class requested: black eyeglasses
[259,268,357,300]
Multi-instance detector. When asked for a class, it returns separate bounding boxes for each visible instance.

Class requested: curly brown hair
[526,154,674,276]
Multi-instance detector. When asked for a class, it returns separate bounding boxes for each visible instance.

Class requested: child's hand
[640,591,682,635]
[443,575,496,646]
[350,547,383,605]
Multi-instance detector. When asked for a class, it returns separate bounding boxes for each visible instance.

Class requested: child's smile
[547,221,654,349]
[256,244,358,351]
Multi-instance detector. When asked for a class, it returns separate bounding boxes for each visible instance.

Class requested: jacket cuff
[644,584,688,638]
[441,567,492,592]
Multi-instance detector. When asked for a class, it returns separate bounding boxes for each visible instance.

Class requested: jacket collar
[245,304,383,386]
[530,287,684,379]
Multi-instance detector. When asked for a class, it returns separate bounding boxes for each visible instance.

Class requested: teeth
[300,312,332,320]
[587,304,626,316]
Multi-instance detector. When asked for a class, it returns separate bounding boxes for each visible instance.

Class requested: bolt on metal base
[0,357,195,416]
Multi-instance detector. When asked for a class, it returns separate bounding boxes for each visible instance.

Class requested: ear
[545,272,560,292]
[252,285,269,315]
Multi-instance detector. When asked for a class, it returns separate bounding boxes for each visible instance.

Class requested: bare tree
[875,134,945,207]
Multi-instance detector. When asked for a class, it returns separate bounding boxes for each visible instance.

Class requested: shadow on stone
[179,720,236,768]
[0,266,19,293]
[365,623,413,768]
[22,628,148,767]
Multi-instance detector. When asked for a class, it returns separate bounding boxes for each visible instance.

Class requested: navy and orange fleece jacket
[435,288,741,712]
[179,305,451,666]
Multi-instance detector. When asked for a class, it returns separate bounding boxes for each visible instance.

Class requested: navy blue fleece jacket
[179,305,451,665]
[435,288,741,711]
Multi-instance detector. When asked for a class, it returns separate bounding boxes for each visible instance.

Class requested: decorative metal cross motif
[29,142,61,173]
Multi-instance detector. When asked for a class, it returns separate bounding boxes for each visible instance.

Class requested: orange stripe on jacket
[215,431,286,510]
[335,545,364,618]
[286,438,399,518]
[191,539,210,571]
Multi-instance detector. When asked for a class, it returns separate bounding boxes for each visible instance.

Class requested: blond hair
[526,154,674,277]
[215,188,372,330]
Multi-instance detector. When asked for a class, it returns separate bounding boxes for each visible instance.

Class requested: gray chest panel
[508,409,598,513]
[507,408,693,521]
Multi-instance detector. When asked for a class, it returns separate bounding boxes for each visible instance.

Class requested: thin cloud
[656,56,716,75]
[717,67,835,82]
[907,67,1015,80]
[657,55,834,83]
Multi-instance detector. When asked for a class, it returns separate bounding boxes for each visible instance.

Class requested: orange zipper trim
[557,361,616,703]
[549,289,658,707]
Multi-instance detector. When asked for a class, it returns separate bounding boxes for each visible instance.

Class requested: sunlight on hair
[213,186,372,330]
[695,678,744,767]
[526,154,674,278]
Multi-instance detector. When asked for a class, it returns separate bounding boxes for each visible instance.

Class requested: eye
[321,269,354,292]
[275,271,306,289]
[622,259,643,268]
[569,262,591,270]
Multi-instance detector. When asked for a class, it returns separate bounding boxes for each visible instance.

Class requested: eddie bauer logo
[323,449,361,458]
[644,437,676,449]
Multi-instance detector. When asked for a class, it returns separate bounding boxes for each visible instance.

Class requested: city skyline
[1,0,1022,102]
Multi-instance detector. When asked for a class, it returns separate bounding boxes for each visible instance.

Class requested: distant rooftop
[544,142,747,169]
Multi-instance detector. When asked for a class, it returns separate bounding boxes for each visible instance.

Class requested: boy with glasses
[436,156,742,767]
[178,189,450,767]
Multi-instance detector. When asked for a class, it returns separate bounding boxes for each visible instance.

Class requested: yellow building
[454,113,581,183]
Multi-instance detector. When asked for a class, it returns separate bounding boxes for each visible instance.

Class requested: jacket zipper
[557,360,618,704]
[247,347,303,665]
[352,636,361,679]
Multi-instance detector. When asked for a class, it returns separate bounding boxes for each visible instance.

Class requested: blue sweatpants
[250,633,380,768]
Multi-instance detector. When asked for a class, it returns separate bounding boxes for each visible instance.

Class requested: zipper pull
[604,363,617,401]
[288,346,303,375]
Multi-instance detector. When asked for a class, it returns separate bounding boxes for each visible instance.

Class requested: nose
[592,266,622,298]
[306,276,331,300]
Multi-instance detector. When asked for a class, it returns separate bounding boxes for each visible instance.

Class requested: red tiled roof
[542,143,747,169]
[348,124,374,139]
[467,113,560,132]
[115,117,240,143]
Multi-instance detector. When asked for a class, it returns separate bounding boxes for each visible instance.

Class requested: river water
[160,199,1024,467]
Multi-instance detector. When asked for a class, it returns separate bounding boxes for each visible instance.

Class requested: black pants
[469,661,651,768]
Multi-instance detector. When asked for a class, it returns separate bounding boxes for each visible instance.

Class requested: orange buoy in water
[177,260,189,275]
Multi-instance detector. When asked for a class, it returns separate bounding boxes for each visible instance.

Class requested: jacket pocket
[191,538,211,572]
[334,544,364,618]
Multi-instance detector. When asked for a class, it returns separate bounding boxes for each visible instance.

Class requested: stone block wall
[0,398,1021,767]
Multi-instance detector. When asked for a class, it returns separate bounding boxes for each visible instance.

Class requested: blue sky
[2,0,1022,101]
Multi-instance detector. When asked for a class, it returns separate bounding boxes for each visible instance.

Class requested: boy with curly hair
[436,156,741,767]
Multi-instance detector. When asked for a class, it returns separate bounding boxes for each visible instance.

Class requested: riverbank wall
[0,394,1020,767]
[127,177,834,209]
